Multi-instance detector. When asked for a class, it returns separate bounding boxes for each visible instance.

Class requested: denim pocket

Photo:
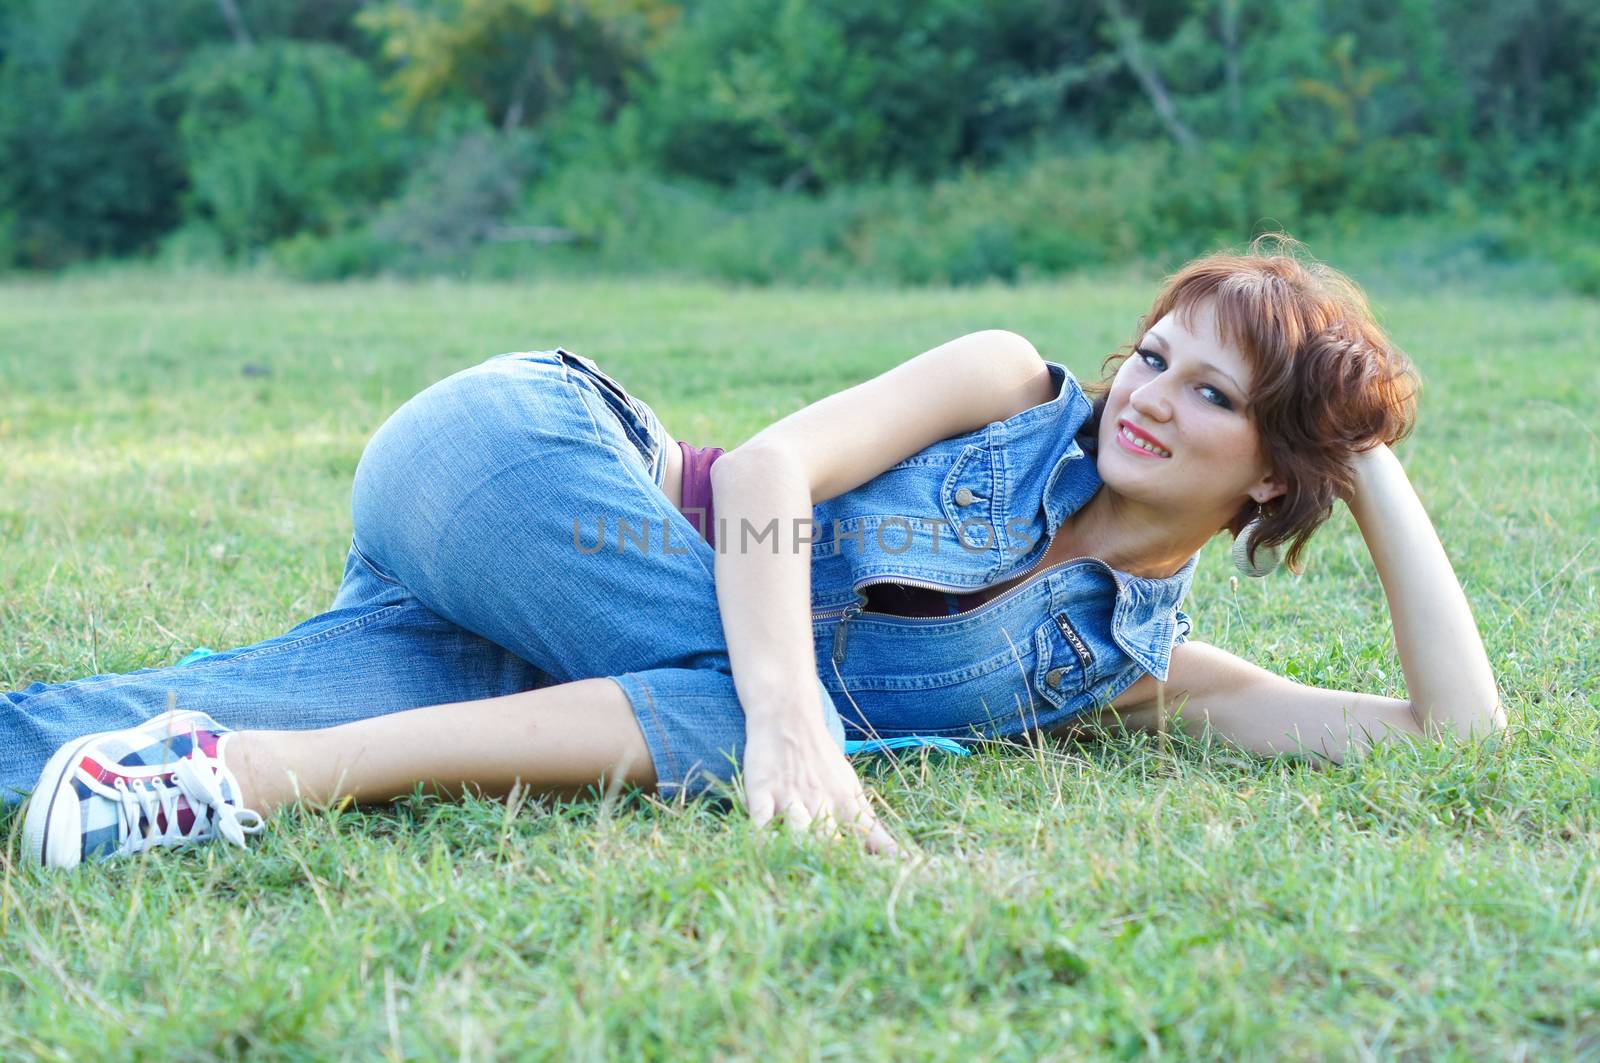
[1032,609,1096,711]
[555,348,659,468]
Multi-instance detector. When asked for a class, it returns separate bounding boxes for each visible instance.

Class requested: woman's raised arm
[1103,444,1505,762]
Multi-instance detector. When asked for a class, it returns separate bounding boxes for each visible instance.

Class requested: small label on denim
[1054,612,1095,671]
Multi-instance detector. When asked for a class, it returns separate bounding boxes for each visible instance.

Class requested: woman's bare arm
[711,331,1054,849]
[1100,444,1505,761]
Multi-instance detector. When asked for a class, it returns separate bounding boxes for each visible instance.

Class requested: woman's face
[1096,297,1285,522]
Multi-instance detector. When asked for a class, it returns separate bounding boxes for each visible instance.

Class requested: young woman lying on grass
[15,235,1504,868]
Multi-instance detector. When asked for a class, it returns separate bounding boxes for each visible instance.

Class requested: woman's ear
[1249,474,1288,506]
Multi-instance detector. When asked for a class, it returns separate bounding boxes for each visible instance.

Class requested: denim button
[955,487,976,506]
[1045,666,1068,689]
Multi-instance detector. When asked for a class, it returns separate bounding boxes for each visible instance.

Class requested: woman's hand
[742,716,901,857]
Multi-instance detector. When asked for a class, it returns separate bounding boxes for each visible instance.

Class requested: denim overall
[1,350,1190,803]
[808,359,1194,741]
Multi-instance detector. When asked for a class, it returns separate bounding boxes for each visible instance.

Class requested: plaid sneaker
[22,708,266,869]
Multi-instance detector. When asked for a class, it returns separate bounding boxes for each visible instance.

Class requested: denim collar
[1107,554,1196,680]
[1035,361,1105,532]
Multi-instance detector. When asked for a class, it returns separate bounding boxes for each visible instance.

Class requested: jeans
[1,349,847,804]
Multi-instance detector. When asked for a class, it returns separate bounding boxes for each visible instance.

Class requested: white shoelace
[111,745,266,857]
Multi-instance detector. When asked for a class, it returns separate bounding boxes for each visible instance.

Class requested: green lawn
[0,269,1596,1060]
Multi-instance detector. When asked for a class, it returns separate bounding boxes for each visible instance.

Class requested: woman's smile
[1115,419,1172,458]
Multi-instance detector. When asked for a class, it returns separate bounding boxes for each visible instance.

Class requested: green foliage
[633,0,986,186]
[855,146,1249,284]
[515,144,1258,287]
[369,126,540,257]
[272,121,541,280]
[1556,245,1600,298]
[0,0,217,266]
[357,0,679,131]
[224,0,378,57]
[626,0,1099,188]
[0,0,1597,280]
[271,226,401,282]
[176,41,406,254]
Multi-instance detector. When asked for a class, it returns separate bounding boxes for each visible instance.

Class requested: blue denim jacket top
[805,360,1196,740]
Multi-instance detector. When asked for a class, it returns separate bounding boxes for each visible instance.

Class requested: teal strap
[844,736,971,757]
[175,647,216,667]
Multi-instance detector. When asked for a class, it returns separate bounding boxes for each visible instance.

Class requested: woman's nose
[1129,379,1174,422]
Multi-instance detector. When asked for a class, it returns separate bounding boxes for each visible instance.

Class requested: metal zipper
[818,547,1119,664]
[808,516,1028,626]
[830,601,864,662]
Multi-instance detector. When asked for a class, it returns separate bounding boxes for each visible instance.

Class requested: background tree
[358,0,680,132]
[0,0,1595,277]
[176,40,406,253]
[0,0,219,266]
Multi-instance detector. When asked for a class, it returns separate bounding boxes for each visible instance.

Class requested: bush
[523,163,733,273]
[270,122,541,281]
[632,0,989,188]
[511,143,1258,287]
[849,146,1249,286]
[176,40,406,254]
[271,227,401,281]
[155,220,230,270]
[0,0,215,266]
[1556,244,1600,298]
[369,126,540,258]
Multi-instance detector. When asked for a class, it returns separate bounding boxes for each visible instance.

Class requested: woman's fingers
[839,797,902,858]
[860,814,902,858]
[746,788,777,829]
[738,727,902,855]
[759,789,902,857]
[780,799,816,835]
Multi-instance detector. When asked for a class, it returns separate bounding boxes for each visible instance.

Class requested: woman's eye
[1136,347,1233,409]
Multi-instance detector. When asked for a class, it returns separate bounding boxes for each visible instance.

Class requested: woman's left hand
[741,713,902,857]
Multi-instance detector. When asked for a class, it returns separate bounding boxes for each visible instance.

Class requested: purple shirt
[677,440,726,549]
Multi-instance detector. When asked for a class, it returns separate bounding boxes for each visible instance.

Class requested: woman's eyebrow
[1199,360,1246,395]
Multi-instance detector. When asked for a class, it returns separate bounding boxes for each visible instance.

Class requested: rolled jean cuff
[608,668,847,800]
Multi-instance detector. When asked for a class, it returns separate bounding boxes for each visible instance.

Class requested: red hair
[1088,233,1420,572]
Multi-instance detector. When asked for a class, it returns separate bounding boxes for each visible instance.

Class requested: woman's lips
[1116,421,1172,458]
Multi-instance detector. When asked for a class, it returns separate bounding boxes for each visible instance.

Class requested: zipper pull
[831,602,864,663]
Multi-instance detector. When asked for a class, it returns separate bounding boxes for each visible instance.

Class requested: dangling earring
[1232,503,1281,578]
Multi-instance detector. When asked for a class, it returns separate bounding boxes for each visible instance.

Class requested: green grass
[0,268,1596,1060]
